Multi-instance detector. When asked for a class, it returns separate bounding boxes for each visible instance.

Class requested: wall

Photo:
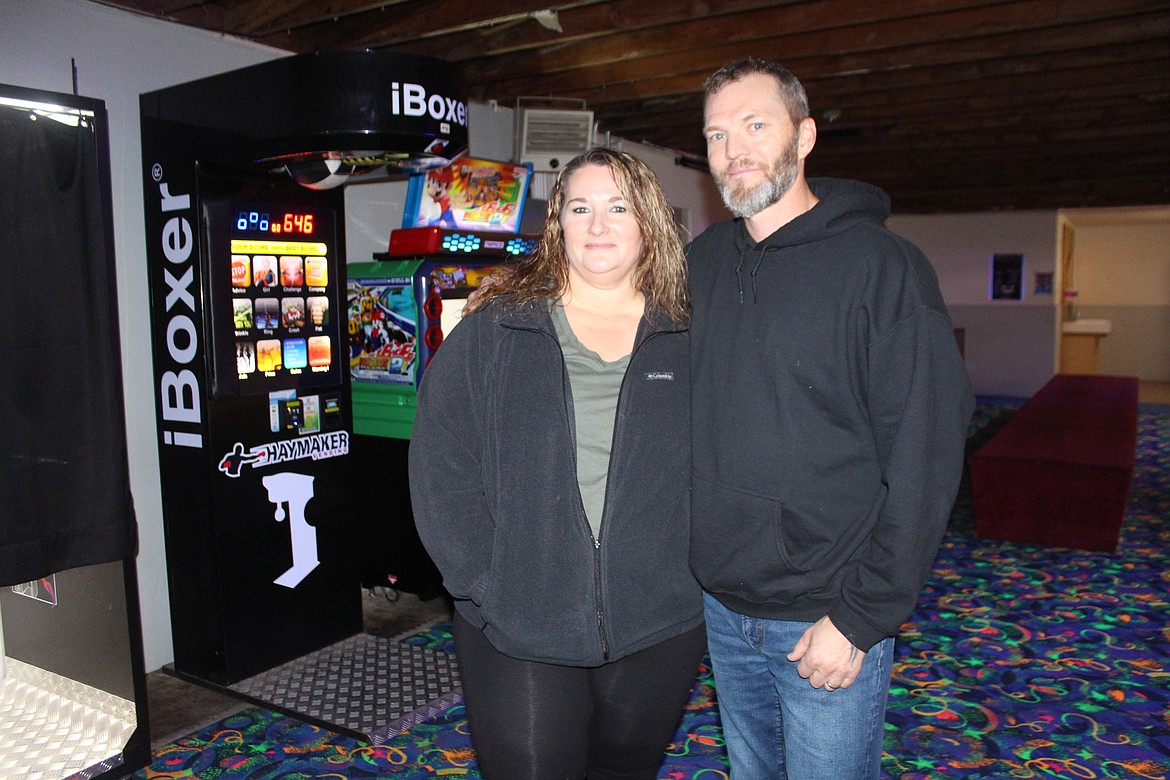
[887,211,1060,397]
[608,140,726,240]
[1062,210,1170,381]
[1,0,283,671]
[344,179,410,263]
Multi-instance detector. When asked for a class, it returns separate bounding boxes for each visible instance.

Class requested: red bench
[970,374,1139,552]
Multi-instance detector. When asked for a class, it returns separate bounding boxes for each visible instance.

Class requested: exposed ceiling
[94,0,1169,213]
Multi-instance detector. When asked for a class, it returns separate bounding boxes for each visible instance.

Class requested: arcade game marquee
[140,51,467,686]
[346,158,538,597]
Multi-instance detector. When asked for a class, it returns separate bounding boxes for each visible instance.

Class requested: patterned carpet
[883,404,1170,779]
[133,404,1170,779]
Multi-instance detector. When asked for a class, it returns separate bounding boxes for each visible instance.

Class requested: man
[688,58,974,778]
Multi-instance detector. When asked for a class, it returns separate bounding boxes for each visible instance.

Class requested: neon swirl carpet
[134,404,1169,779]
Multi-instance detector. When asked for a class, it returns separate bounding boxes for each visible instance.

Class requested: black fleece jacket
[688,178,974,651]
[409,298,703,666]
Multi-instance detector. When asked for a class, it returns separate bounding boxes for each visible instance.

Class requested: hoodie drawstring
[734,243,749,303]
[735,244,772,304]
[749,247,769,304]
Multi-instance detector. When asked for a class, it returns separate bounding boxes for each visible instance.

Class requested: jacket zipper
[536,322,612,661]
[592,536,608,660]
[591,328,664,662]
[522,311,671,664]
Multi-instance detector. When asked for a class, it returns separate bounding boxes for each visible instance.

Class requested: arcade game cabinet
[347,158,537,598]
[140,51,467,686]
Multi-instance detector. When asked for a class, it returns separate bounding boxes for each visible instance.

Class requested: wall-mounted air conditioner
[514,100,594,172]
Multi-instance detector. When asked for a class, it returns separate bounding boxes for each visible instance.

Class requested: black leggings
[453,612,707,780]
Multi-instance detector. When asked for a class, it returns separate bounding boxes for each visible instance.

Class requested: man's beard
[713,134,800,218]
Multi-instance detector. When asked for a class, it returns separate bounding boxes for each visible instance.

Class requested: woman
[408,147,703,780]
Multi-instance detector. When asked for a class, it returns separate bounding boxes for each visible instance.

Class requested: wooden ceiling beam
[596,53,1170,122]
[595,58,1169,158]
[817,143,1170,208]
[473,0,1014,63]
[810,127,1170,169]
[880,176,1170,213]
[283,0,806,60]
[87,0,1170,214]
[644,107,1170,161]
[455,0,1156,93]
[221,0,413,38]
[251,0,574,52]
[462,6,1168,106]
[806,72,1168,132]
[456,0,1031,83]
[89,0,229,31]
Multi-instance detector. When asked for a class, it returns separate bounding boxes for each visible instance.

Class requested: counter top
[1062,318,1112,335]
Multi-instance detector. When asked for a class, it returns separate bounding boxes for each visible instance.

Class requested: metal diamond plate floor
[0,657,136,780]
[230,631,461,744]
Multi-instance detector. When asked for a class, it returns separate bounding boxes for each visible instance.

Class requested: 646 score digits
[235,210,315,235]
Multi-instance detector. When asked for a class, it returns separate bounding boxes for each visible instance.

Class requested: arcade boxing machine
[139,51,468,687]
[347,157,538,600]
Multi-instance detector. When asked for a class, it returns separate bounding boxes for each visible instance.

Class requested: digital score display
[235,210,316,236]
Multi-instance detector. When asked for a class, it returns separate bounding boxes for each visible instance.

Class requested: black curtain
[0,96,136,585]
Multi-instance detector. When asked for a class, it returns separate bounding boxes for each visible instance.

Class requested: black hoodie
[688,178,974,651]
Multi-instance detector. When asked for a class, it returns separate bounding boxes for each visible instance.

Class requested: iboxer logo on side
[390,82,468,127]
[153,172,203,449]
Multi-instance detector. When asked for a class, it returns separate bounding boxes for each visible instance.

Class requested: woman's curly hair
[466,147,689,322]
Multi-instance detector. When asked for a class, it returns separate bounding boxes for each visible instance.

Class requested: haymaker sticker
[217,431,350,478]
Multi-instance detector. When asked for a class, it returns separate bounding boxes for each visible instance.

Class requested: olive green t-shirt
[551,301,631,540]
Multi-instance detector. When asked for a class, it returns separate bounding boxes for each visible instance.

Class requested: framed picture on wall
[990,253,1024,300]
[1034,271,1053,295]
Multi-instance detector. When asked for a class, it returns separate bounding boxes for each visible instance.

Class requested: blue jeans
[703,592,894,780]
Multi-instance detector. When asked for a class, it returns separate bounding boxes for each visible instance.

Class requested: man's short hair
[704,58,810,123]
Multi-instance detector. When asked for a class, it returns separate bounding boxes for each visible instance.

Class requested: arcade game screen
[348,264,499,387]
[348,276,417,386]
[209,202,343,398]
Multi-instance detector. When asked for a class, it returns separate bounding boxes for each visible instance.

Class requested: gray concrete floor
[146,589,453,748]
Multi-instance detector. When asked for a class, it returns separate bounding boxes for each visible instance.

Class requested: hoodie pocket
[690,474,810,604]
